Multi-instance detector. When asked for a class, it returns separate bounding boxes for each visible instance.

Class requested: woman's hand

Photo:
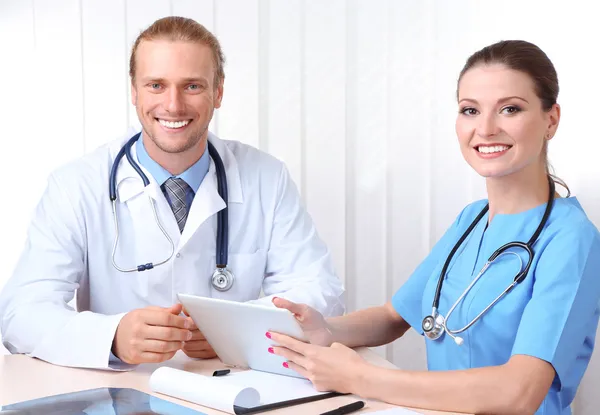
[271,297,333,346]
[268,331,371,393]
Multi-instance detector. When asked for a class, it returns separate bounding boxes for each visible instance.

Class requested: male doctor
[0,16,344,370]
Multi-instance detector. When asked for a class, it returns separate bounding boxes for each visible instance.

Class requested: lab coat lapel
[178,162,225,250]
[177,134,244,249]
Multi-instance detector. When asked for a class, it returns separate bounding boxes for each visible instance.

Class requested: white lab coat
[0,131,344,370]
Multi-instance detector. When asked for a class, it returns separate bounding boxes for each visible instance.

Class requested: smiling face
[455,64,559,179]
[131,39,223,156]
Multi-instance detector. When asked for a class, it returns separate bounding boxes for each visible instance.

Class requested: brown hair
[457,40,569,195]
[129,16,225,88]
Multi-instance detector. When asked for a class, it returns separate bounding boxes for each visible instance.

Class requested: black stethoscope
[422,177,556,345]
[108,132,234,292]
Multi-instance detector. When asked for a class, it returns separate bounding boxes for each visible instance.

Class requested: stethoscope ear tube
[432,204,490,310]
[514,249,533,284]
[488,241,528,262]
[125,137,150,186]
[109,133,142,201]
[488,241,534,284]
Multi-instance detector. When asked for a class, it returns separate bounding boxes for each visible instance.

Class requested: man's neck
[141,131,206,176]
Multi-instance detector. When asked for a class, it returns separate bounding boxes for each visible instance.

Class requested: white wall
[1,0,599,412]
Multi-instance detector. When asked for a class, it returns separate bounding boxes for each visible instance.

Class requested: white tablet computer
[177,293,308,378]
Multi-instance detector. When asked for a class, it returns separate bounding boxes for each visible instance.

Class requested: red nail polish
[265,332,271,339]
[283,362,289,368]
[268,347,274,354]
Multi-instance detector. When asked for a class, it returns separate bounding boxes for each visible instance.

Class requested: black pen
[212,369,231,377]
[319,400,365,415]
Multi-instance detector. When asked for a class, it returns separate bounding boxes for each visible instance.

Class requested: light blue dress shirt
[392,197,600,415]
[135,136,210,208]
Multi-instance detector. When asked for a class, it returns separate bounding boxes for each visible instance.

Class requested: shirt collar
[135,135,210,193]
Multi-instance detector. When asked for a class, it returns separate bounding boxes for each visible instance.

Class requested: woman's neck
[485,163,551,223]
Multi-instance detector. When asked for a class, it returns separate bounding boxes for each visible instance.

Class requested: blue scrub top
[392,197,600,415]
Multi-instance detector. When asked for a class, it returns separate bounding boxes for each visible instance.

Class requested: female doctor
[267,40,600,415]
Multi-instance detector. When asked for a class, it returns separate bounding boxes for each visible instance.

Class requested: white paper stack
[149,367,327,414]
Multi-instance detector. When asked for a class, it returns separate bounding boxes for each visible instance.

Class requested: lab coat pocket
[211,249,267,302]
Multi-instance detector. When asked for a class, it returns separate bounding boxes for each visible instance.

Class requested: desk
[0,349,465,414]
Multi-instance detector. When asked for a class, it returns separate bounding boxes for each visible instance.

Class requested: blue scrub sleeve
[391,207,469,333]
[511,222,600,388]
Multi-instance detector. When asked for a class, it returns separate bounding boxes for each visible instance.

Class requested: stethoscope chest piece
[422,312,445,341]
[212,267,235,291]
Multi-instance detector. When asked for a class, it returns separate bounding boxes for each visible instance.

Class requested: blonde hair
[129,16,225,88]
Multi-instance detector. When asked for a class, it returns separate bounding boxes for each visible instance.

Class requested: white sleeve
[249,165,345,317]
[0,172,134,370]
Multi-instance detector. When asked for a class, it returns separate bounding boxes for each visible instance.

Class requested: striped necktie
[162,177,192,233]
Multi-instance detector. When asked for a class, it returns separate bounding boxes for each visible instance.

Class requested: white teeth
[158,119,190,129]
[478,145,509,154]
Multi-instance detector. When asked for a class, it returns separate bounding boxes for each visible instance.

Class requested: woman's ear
[546,103,561,140]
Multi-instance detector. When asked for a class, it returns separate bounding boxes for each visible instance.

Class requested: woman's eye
[460,107,478,116]
[501,106,521,115]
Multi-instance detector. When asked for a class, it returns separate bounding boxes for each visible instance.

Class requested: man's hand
[112,304,192,364]
[181,307,217,359]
